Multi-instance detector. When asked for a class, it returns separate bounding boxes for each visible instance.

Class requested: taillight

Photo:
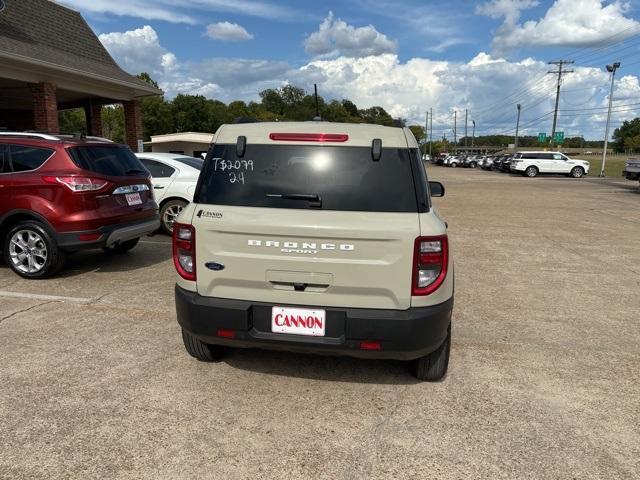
[269,133,349,142]
[173,223,196,281]
[43,176,108,192]
[412,235,448,296]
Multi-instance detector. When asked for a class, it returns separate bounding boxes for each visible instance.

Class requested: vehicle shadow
[221,347,421,385]
[57,239,172,278]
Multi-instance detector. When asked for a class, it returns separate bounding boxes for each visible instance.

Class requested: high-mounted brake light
[412,235,448,296]
[43,176,108,192]
[173,223,196,281]
[269,133,349,142]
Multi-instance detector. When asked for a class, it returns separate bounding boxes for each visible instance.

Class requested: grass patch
[582,155,628,177]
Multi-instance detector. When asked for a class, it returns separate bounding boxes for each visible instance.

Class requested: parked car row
[432,151,591,178]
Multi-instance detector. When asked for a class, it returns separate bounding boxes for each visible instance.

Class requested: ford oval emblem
[205,262,225,271]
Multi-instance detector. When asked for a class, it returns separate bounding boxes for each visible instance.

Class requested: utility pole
[464,109,468,147]
[471,120,475,148]
[429,107,433,158]
[515,103,521,151]
[453,110,457,151]
[548,60,574,148]
[601,62,621,177]
[424,110,429,157]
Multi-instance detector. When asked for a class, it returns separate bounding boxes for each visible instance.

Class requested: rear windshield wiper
[125,168,146,175]
[266,193,322,208]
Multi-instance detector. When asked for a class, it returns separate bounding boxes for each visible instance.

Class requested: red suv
[0,133,159,278]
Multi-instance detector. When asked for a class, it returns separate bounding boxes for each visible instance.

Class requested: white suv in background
[510,151,590,178]
[135,153,203,234]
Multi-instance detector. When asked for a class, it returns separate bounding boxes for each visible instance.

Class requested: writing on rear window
[213,158,254,185]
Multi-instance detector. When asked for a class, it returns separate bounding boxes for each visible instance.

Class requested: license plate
[271,306,326,337]
[125,192,142,206]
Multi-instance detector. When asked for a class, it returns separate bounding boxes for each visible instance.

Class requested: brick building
[0,0,162,152]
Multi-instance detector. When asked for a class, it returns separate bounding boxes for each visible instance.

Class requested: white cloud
[59,0,306,23]
[304,12,397,58]
[476,0,539,23]
[98,26,175,76]
[206,22,254,41]
[478,0,640,51]
[99,26,640,139]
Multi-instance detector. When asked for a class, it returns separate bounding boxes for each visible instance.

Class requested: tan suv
[173,122,454,380]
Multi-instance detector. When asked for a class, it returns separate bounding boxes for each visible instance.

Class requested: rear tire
[413,324,451,381]
[450,163,457,168]
[3,220,66,279]
[469,162,477,168]
[570,166,585,178]
[525,166,538,177]
[181,329,225,362]
[160,199,188,235]
[102,238,140,254]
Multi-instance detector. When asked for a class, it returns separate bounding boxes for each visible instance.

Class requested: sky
[58,0,640,140]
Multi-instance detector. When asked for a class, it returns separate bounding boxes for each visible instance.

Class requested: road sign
[538,133,547,142]
[554,131,564,143]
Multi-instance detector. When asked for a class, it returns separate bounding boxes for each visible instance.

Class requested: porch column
[123,100,143,152]
[85,102,103,137]
[30,82,59,133]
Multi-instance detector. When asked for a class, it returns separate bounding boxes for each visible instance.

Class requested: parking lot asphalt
[1,168,639,479]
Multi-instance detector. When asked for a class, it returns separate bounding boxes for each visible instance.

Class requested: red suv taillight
[42,176,108,192]
[412,235,448,296]
[173,223,196,281]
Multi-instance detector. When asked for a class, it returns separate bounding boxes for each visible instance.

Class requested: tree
[58,108,86,134]
[102,104,125,143]
[171,94,212,133]
[408,125,425,143]
[137,72,159,89]
[341,99,359,118]
[359,106,394,126]
[613,118,640,152]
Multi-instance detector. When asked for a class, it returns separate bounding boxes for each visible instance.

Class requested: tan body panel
[190,205,421,310]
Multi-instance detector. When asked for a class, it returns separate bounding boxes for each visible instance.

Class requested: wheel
[413,324,451,381]
[160,199,188,235]
[181,328,225,361]
[470,162,477,168]
[570,166,585,178]
[3,220,66,279]
[525,166,538,177]
[102,238,140,254]
[450,163,457,168]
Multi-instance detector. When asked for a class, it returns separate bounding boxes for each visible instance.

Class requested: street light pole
[600,62,620,177]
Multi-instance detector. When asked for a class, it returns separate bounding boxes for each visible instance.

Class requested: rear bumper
[175,285,453,361]
[55,215,160,251]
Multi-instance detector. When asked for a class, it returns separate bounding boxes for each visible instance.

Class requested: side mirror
[429,181,445,198]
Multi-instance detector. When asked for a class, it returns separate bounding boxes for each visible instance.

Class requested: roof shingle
[0,0,162,95]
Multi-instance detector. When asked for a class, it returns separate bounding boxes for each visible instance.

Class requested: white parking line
[0,291,94,304]
[140,240,171,244]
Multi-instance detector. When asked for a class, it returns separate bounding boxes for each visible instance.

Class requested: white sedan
[135,153,203,234]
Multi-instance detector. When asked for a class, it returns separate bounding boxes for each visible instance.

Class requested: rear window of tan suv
[196,144,420,212]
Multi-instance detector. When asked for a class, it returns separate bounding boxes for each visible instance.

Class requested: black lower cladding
[54,215,160,251]
[175,285,453,360]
